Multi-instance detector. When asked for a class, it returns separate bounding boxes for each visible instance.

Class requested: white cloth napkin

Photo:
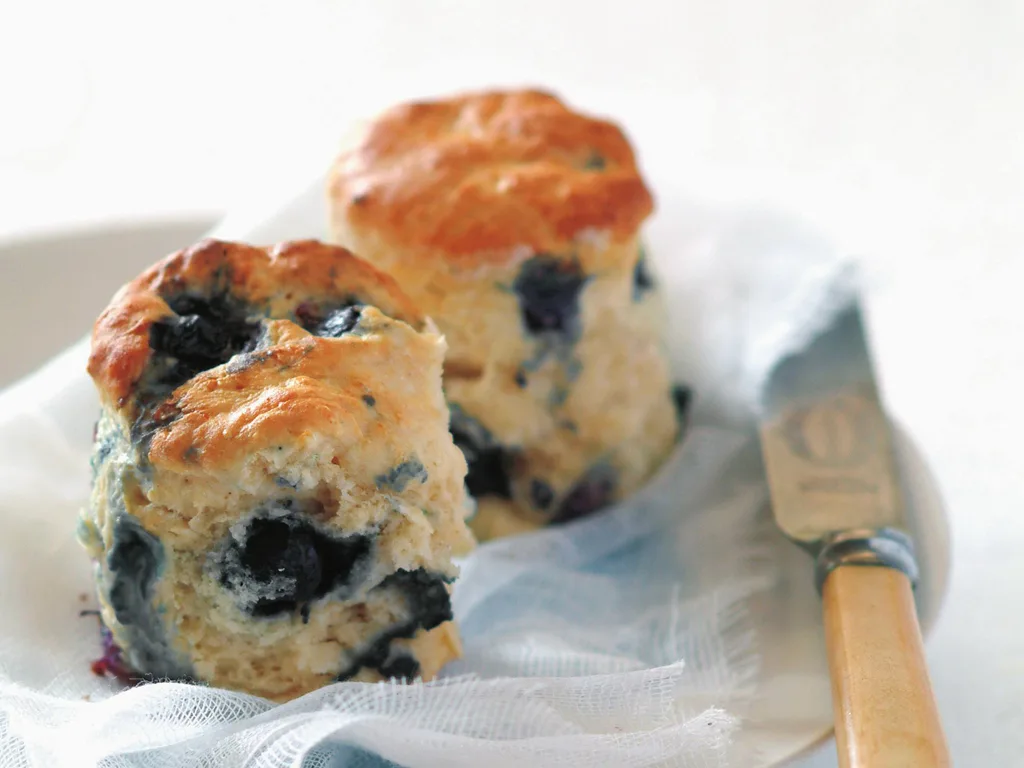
[0,178,854,768]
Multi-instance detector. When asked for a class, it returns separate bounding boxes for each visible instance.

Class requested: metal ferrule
[814,527,919,594]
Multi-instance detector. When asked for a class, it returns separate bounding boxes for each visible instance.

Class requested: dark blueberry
[314,537,373,601]
[296,301,363,338]
[375,459,428,492]
[671,384,693,430]
[464,444,512,498]
[362,394,376,407]
[90,426,119,479]
[165,293,214,316]
[129,400,181,461]
[381,568,453,632]
[552,464,618,524]
[336,568,452,682]
[582,152,606,171]
[167,293,260,355]
[218,512,374,617]
[239,519,319,581]
[150,315,231,365]
[377,653,420,681]
[237,518,323,615]
[632,247,655,301]
[530,479,555,511]
[514,369,528,388]
[148,292,261,392]
[317,306,362,337]
[294,301,322,330]
[512,255,589,338]
[105,510,193,680]
[89,623,139,684]
[107,516,162,629]
[449,406,513,499]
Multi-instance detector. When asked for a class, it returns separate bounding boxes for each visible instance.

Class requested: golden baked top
[328,89,654,261]
[88,239,424,409]
[85,238,452,482]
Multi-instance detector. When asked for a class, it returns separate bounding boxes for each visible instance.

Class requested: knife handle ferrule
[814,528,919,594]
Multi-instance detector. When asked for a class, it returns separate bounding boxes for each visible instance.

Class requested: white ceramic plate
[0,208,950,768]
[0,217,219,389]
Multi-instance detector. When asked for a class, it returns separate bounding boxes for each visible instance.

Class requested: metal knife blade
[758,301,917,586]
[759,300,949,764]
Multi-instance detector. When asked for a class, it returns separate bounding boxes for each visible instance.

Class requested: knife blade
[758,300,950,768]
[760,303,912,567]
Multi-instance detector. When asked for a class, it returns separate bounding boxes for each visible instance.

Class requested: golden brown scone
[328,89,686,537]
[78,239,475,701]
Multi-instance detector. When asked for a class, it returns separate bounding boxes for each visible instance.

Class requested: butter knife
[758,302,950,767]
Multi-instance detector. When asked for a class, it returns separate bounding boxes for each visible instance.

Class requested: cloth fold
[0,178,855,768]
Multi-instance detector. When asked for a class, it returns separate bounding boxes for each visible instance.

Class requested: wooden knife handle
[822,566,950,767]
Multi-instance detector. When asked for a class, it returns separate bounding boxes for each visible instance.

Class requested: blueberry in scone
[328,89,687,539]
[79,239,474,701]
[448,405,513,501]
[632,246,656,302]
[512,256,589,339]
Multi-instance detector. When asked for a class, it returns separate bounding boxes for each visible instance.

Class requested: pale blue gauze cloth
[0,180,857,768]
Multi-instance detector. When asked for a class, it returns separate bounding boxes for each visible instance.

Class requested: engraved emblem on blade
[781,394,877,469]
[763,391,894,536]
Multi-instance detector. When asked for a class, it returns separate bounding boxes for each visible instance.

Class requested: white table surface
[1,1,1022,764]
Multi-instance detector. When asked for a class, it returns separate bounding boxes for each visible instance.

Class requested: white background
[1,1,1022,765]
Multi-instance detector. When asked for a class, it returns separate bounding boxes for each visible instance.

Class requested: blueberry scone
[78,239,475,701]
[328,89,686,539]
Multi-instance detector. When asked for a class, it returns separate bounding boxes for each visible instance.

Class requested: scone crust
[88,239,424,408]
[328,88,655,261]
